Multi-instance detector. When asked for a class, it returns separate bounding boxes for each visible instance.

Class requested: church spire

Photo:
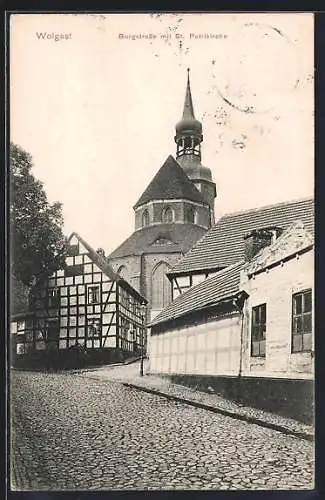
[175,69,203,160]
[182,68,195,121]
[174,70,217,227]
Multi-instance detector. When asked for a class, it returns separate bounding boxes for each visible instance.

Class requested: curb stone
[122,382,314,442]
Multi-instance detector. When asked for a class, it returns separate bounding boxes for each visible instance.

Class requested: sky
[10,12,314,254]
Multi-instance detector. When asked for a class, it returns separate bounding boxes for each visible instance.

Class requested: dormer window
[142,210,150,227]
[151,233,173,246]
[162,206,174,224]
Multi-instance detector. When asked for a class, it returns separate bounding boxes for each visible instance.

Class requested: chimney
[243,228,273,262]
[96,248,106,259]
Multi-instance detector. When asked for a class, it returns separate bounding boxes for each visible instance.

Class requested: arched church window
[151,262,172,310]
[142,210,150,227]
[162,206,174,224]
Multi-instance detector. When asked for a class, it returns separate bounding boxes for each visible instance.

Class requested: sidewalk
[74,360,314,442]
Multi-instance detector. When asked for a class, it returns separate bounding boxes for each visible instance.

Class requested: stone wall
[134,200,210,230]
[109,255,141,293]
[166,373,314,424]
[241,249,314,379]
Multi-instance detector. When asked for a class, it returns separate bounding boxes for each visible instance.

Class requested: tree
[10,143,67,288]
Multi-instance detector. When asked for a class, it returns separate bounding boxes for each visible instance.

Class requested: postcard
[9,12,314,491]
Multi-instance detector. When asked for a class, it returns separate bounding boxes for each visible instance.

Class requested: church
[11,69,314,400]
[108,69,216,322]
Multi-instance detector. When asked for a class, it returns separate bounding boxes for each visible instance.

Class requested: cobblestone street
[11,370,314,491]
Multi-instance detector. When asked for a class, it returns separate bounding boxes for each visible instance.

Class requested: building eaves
[133,155,206,209]
[69,232,147,304]
[150,261,244,328]
[169,197,314,276]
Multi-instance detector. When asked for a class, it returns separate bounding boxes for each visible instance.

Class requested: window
[187,207,195,223]
[151,236,173,246]
[16,344,25,355]
[251,303,266,357]
[186,206,199,225]
[142,210,150,227]
[162,207,174,224]
[48,287,60,308]
[292,289,312,352]
[17,320,25,334]
[87,317,101,338]
[87,285,100,304]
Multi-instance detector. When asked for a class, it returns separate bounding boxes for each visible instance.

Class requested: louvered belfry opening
[175,69,203,160]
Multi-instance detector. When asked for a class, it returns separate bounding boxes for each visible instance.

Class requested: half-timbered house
[11,232,147,368]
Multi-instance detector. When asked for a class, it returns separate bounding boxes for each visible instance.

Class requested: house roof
[244,221,314,277]
[169,197,314,276]
[69,233,147,304]
[150,261,244,328]
[108,223,206,259]
[133,155,206,209]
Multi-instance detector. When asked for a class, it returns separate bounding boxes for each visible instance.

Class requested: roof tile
[170,197,314,275]
[150,261,243,327]
[108,223,206,259]
[133,155,206,208]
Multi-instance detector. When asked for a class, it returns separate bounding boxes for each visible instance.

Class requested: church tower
[175,69,216,225]
[108,71,217,322]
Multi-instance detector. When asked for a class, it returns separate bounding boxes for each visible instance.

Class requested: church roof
[169,197,314,276]
[108,223,206,259]
[150,261,244,328]
[133,155,206,209]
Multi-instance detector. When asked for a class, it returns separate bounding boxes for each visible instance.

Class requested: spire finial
[182,68,195,120]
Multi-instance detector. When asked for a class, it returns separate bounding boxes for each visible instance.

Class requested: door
[46,320,60,350]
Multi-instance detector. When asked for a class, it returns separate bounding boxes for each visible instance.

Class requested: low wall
[166,374,314,424]
[12,347,135,370]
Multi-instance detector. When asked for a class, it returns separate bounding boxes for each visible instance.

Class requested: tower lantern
[175,68,203,159]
